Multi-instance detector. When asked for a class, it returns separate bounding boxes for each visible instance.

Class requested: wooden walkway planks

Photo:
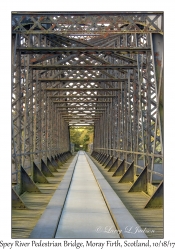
[90,156,163,239]
[12,158,73,239]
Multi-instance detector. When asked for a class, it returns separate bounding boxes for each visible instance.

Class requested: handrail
[94,149,163,177]
[95,148,163,158]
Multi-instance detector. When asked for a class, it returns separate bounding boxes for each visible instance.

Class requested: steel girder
[12,12,163,194]
[12,12,163,35]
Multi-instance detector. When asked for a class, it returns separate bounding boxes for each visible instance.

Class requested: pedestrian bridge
[12,11,163,239]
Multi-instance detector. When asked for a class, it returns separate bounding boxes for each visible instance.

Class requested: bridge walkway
[89,155,163,238]
[55,151,120,238]
[12,159,71,238]
[12,152,162,239]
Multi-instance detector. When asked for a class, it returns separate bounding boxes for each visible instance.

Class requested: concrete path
[55,151,120,238]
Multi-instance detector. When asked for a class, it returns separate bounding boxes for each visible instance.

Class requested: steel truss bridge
[12,11,163,239]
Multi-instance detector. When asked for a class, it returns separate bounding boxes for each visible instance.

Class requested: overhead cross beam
[30,65,137,70]
[56,105,108,108]
[57,109,106,111]
[38,78,129,82]
[63,117,102,119]
[56,107,107,110]
[56,105,107,107]
[12,12,163,35]
[61,112,103,115]
[18,47,151,54]
[53,101,111,103]
[63,116,102,118]
[45,88,121,91]
[49,95,116,98]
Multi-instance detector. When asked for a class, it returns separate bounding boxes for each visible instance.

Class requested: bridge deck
[89,155,163,238]
[55,152,120,238]
[12,152,162,239]
[12,159,71,238]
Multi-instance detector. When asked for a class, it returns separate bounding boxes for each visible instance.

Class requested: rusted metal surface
[38,78,129,82]
[53,101,111,103]
[45,88,121,91]
[12,12,163,34]
[49,95,116,98]
[29,65,137,70]
[18,47,151,54]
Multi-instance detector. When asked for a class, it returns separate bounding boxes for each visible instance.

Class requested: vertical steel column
[12,34,22,191]
[151,33,163,145]
[28,35,34,176]
[127,71,133,162]
[135,33,146,168]
[145,35,152,172]
[149,33,163,182]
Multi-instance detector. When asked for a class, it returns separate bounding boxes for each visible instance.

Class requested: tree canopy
[70,126,94,151]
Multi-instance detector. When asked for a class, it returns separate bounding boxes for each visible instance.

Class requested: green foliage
[70,127,94,151]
